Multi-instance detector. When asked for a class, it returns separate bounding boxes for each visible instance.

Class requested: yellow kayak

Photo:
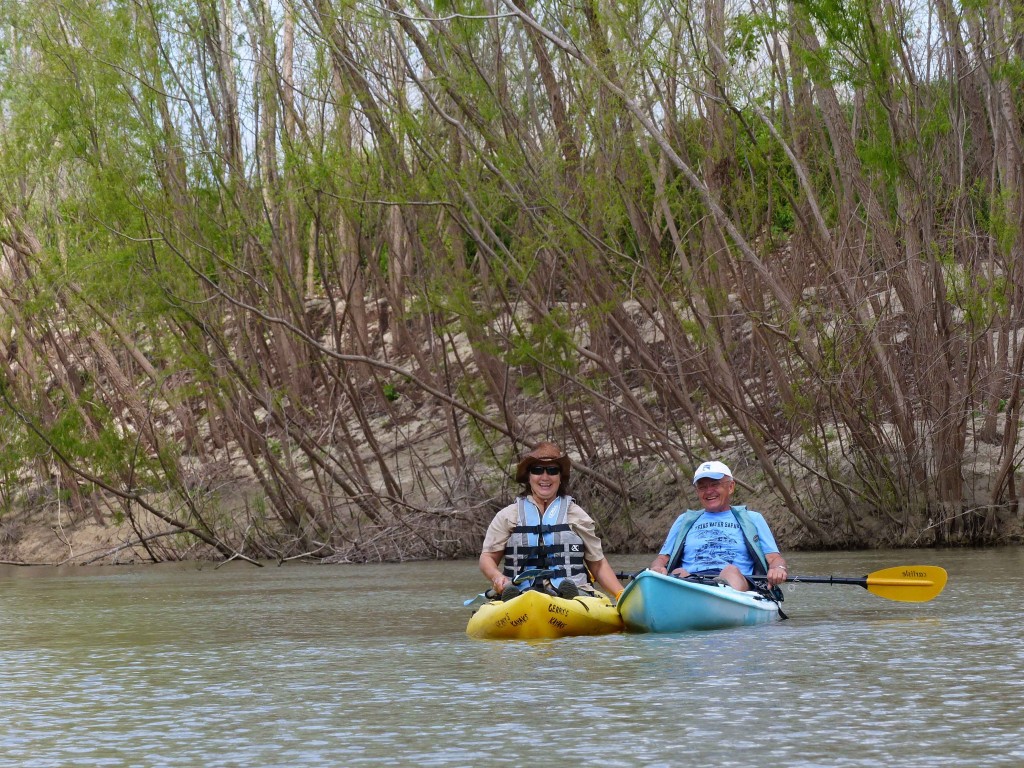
[466,589,623,640]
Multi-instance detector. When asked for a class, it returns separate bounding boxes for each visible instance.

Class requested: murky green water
[2,548,1022,766]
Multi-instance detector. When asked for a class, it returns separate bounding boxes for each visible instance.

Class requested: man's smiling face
[695,477,735,512]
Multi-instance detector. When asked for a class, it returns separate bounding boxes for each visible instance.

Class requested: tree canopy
[1,0,1023,563]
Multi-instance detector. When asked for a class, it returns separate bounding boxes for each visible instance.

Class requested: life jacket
[665,505,783,601]
[502,496,589,589]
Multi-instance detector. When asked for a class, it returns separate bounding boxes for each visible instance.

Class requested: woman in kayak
[648,461,788,595]
[478,441,625,602]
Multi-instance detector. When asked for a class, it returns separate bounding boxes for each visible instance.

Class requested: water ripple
[2,551,1022,766]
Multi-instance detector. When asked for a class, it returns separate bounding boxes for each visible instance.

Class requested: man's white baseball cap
[693,461,733,484]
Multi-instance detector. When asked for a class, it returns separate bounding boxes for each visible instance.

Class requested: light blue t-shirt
[658,508,779,574]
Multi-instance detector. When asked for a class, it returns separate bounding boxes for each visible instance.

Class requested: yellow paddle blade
[865,565,947,602]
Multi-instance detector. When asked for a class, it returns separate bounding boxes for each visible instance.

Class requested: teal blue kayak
[617,570,781,633]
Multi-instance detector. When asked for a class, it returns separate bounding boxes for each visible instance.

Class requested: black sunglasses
[529,466,561,476]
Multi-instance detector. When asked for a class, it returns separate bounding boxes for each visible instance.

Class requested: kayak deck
[618,570,781,633]
[466,589,623,640]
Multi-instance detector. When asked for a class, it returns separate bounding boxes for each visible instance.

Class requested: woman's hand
[492,574,510,593]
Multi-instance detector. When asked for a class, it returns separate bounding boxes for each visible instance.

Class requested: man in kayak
[648,461,788,594]
[478,441,625,602]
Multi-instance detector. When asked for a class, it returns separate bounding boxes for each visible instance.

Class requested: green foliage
[0,409,30,513]
[771,200,795,238]
[918,88,953,147]
[0,0,1021,551]
[992,57,1024,90]
[937,241,1008,329]
[728,12,785,65]
[21,385,167,487]
[267,438,283,459]
[988,188,1021,257]
[507,305,579,377]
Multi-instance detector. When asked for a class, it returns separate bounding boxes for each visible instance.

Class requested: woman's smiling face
[529,465,562,504]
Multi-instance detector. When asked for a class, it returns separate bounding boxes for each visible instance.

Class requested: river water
[2,547,1022,767]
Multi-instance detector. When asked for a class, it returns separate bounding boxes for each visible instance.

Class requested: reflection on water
[2,549,1023,767]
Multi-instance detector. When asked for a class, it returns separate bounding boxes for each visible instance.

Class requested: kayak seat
[500,585,523,601]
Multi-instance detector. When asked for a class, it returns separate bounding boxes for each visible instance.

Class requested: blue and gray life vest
[502,496,589,588]
[665,505,783,601]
